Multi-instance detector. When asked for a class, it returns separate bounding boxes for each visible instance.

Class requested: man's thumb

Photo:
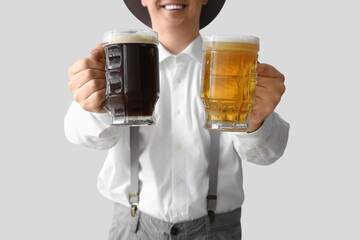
[89,43,105,62]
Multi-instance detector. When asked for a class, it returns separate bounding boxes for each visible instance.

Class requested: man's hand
[249,63,286,132]
[68,44,106,113]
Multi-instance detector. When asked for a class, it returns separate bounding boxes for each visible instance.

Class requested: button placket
[170,55,188,222]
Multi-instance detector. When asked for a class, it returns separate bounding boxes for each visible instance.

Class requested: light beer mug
[200,35,259,132]
[102,30,160,125]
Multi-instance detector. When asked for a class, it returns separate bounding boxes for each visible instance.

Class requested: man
[64,0,289,239]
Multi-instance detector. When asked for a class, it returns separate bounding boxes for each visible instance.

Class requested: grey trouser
[108,203,242,240]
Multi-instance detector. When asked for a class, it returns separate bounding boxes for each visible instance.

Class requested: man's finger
[74,79,106,103]
[255,86,268,100]
[69,69,106,91]
[256,75,285,89]
[68,57,105,76]
[257,63,283,78]
[256,76,277,89]
[81,88,106,112]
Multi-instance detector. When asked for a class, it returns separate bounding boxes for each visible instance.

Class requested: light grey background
[1,0,359,239]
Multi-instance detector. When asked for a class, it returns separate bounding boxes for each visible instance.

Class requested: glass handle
[102,99,111,116]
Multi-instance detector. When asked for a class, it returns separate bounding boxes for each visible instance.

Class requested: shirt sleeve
[232,112,290,165]
[64,101,125,150]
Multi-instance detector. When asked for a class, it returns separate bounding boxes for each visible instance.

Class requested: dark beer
[103,30,159,125]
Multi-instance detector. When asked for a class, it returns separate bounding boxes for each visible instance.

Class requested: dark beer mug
[102,30,160,125]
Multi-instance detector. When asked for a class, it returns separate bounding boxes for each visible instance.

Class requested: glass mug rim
[103,29,159,46]
[203,35,259,44]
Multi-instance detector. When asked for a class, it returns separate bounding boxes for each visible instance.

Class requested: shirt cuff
[232,112,274,145]
[91,112,113,126]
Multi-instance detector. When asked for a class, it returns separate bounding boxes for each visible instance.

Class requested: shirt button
[170,227,179,236]
[177,178,182,184]
[111,137,117,141]
[175,110,180,115]
[176,144,182,149]
[177,213,182,220]
[176,78,181,83]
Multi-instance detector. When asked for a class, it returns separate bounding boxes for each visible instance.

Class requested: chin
[164,18,190,28]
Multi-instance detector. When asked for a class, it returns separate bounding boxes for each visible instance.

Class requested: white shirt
[64,35,290,223]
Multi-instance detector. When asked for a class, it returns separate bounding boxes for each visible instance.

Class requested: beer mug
[102,30,160,125]
[200,35,259,132]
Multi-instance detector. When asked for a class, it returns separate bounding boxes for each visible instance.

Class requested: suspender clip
[131,205,137,217]
[130,192,139,217]
[208,210,215,223]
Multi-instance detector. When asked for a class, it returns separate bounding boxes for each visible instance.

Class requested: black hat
[124,0,226,29]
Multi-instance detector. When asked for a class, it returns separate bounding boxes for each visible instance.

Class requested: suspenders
[128,127,220,223]
[129,127,140,217]
[207,130,220,222]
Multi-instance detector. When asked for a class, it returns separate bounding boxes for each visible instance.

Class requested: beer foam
[203,35,259,44]
[203,35,259,52]
[103,30,158,45]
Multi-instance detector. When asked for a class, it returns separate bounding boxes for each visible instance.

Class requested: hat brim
[124,0,226,29]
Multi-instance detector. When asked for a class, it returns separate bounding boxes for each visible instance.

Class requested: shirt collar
[158,35,203,63]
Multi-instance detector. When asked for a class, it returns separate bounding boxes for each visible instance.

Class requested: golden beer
[201,35,259,131]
